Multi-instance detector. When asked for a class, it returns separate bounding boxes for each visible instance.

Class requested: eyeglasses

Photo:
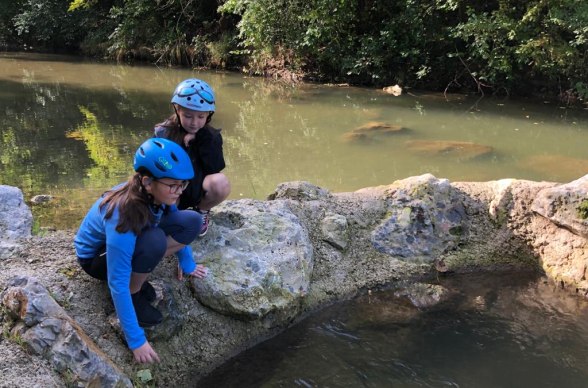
[175,87,215,104]
[155,180,189,194]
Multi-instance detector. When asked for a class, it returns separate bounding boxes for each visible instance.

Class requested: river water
[1,52,587,229]
[2,53,588,387]
[198,273,588,388]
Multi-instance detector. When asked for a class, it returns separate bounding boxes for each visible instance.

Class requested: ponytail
[100,173,153,234]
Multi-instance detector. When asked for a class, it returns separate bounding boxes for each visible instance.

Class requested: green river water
[1,52,587,230]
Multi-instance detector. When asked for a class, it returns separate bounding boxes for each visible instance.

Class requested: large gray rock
[0,185,33,258]
[371,174,466,262]
[192,199,313,321]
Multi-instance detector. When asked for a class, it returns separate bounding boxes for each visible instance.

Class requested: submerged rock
[268,181,331,201]
[518,155,588,182]
[342,121,408,142]
[383,84,402,96]
[394,283,453,309]
[406,140,493,160]
[30,194,53,205]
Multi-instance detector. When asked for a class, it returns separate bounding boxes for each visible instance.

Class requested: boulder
[192,199,313,321]
[0,185,33,258]
[371,174,466,263]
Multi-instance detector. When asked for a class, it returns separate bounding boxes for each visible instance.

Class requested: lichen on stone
[577,199,588,219]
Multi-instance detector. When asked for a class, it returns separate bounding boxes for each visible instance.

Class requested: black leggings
[78,210,201,280]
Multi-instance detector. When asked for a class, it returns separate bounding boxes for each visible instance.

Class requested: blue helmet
[133,138,194,180]
[171,78,215,112]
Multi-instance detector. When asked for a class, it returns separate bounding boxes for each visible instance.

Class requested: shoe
[141,281,156,303]
[198,209,210,237]
[131,291,163,327]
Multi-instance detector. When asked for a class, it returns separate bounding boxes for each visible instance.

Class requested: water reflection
[1,53,588,229]
[197,273,588,387]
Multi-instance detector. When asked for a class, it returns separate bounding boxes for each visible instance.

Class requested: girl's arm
[104,212,147,351]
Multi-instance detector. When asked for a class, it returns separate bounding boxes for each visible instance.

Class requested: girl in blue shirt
[74,138,207,364]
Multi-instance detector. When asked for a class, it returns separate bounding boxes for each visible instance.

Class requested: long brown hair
[156,113,184,145]
[100,173,153,234]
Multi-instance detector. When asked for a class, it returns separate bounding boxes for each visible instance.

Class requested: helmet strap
[206,111,214,124]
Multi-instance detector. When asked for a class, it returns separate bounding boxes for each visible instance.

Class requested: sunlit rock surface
[192,199,313,321]
[531,174,588,238]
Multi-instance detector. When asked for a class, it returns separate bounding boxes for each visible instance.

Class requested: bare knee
[199,174,230,211]
[203,173,231,201]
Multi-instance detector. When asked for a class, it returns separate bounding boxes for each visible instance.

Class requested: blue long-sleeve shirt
[74,195,196,350]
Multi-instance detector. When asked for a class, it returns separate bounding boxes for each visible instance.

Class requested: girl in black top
[155,78,231,236]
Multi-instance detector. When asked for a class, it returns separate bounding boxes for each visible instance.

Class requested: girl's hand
[190,265,208,279]
[133,341,160,364]
[177,263,208,280]
[183,133,196,147]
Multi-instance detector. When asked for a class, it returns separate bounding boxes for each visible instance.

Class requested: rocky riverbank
[1,174,587,386]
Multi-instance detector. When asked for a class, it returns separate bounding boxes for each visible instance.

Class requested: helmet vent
[138,147,146,156]
[153,140,164,149]
[187,97,191,101]
[200,99,204,104]
[170,152,179,162]
[154,161,167,172]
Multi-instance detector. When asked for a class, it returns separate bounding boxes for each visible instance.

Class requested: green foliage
[103,0,231,65]
[218,0,455,84]
[449,0,588,95]
[220,0,587,95]
[12,0,88,50]
[0,0,24,48]
[0,0,585,97]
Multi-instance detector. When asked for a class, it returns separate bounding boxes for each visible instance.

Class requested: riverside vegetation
[0,0,586,102]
